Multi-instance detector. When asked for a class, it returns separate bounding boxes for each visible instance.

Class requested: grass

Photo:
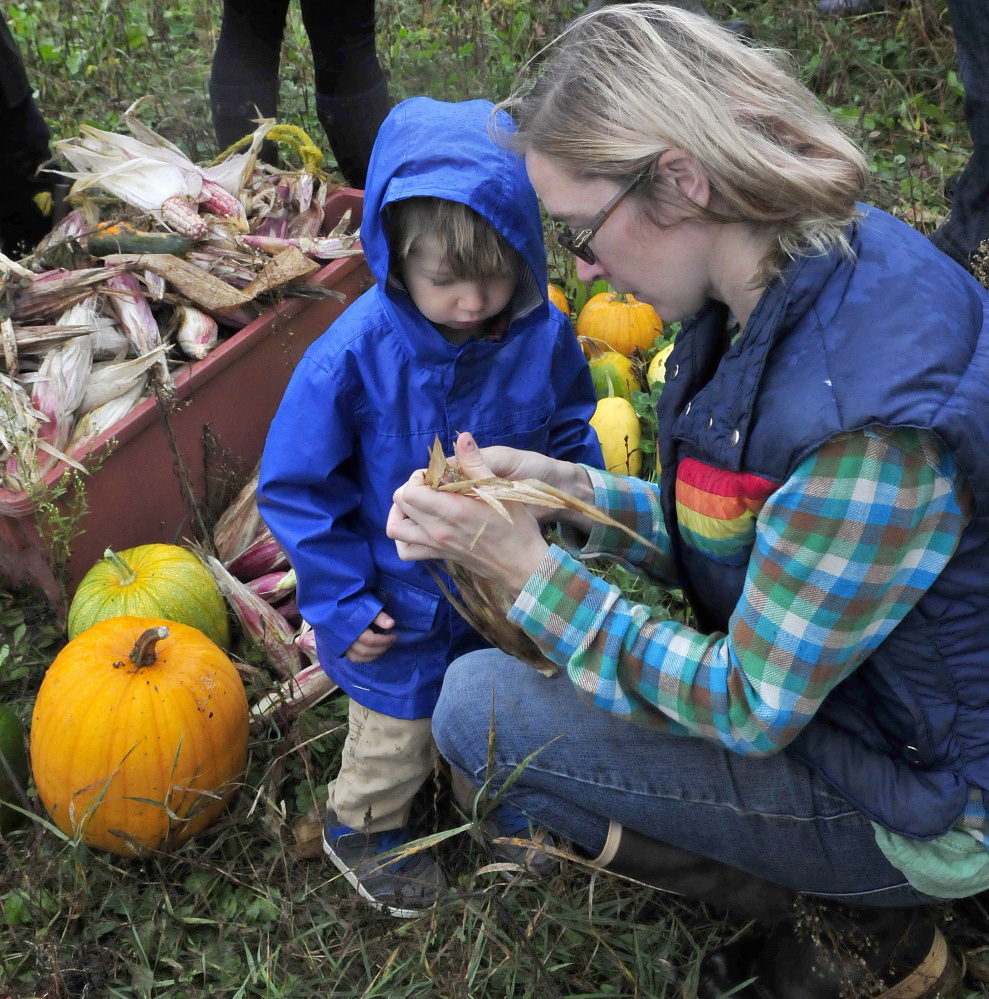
[2,0,988,996]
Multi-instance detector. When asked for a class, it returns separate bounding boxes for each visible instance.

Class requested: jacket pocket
[378,572,441,648]
[489,413,551,453]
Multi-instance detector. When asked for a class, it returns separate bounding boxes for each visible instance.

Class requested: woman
[387,6,989,997]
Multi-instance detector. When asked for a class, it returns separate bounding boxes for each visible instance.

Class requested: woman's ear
[655,148,711,209]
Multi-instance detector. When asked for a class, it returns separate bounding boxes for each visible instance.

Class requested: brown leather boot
[595,825,959,999]
[597,822,796,923]
[726,899,962,999]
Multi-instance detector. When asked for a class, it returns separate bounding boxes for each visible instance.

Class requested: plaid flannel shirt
[510,426,970,750]
[508,426,989,873]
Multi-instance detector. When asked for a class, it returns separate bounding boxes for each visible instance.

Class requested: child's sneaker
[476,803,560,879]
[322,806,447,918]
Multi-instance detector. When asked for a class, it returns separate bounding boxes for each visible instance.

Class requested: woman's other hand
[387,432,550,595]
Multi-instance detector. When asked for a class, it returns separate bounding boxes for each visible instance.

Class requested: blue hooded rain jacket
[257,97,603,718]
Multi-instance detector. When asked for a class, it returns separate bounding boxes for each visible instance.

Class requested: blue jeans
[432,649,938,907]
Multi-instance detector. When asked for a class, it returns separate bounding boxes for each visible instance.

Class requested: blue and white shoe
[476,803,560,879]
[322,806,447,918]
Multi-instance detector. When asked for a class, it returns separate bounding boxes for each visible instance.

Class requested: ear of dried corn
[213,469,263,562]
[77,346,166,415]
[175,305,219,360]
[67,381,145,452]
[422,435,661,674]
[250,663,337,729]
[223,525,289,581]
[204,554,301,677]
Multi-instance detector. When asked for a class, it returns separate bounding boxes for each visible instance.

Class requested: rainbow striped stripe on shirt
[675,457,778,565]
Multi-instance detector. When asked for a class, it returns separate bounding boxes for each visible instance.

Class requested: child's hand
[345,611,396,662]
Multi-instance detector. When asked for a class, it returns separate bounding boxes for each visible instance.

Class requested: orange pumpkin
[576,292,664,355]
[30,617,249,856]
[547,283,571,316]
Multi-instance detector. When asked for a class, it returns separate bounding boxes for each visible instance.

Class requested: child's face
[401,234,519,344]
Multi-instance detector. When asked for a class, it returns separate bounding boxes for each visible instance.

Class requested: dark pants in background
[1,17,53,255]
[930,0,989,267]
[209,0,390,189]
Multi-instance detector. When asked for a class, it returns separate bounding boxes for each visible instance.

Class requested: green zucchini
[86,222,192,258]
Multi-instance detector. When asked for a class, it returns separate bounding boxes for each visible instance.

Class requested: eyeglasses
[555,172,643,265]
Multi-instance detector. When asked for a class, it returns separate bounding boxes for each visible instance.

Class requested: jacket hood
[360,97,548,353]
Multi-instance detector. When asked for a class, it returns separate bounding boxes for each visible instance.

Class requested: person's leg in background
[0,17,54,254]
[208,0,288,158]
[929,0,989,269]
[301,0,390,189]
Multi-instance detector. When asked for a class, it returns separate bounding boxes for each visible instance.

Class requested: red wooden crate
[0,189,371,609]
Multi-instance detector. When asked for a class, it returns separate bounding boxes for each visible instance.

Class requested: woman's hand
[461,443,595,506]
[386,433,550,595]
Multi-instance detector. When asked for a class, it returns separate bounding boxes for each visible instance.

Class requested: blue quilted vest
[657,205,989,839]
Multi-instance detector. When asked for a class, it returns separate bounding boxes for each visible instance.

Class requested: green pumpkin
[67,544,230,649]
[589,351,641,401]
[0,702,28,833]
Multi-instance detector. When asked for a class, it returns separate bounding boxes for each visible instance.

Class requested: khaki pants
[327,699,434,833]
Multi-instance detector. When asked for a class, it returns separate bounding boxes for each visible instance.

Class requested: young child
[257,97,603,917]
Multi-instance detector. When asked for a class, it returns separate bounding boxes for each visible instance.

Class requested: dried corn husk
[11,264,130,322]
[295,621,318,663]
[77,345,167,415]
[250,663,337,729]
[214,476,262,563]
[224,524,289,580]
[245,568,296,603]
[56,296,127,359]
[28,336,94,476]
[106,272,171,389]
[422,436,662,675]
[240,234,362,261]
[2,324,94,360]
[67,381,145,452]
[0,373,43,486]
[204,555,301,677]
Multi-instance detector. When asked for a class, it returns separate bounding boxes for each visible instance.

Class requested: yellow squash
[590,396,643,477]
[547,283,571,316]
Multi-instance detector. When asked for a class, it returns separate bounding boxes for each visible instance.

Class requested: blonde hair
[498,4,870,282]
[386,197,518,281]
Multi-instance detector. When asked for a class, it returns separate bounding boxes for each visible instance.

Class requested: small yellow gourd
[590,396,643,477]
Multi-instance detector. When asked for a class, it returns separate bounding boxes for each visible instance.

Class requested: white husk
[55,148,202,214]
[56,297,123,358]
[202,118,276,195]
[106,272,172,389]
[77,346,167,415]
[68,381,145,452]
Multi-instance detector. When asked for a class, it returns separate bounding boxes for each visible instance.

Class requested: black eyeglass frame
[556,172,645,264]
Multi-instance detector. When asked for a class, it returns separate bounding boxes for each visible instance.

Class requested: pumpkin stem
[128,626,170,669]
[614,292,629,304]
[103,547,138,587]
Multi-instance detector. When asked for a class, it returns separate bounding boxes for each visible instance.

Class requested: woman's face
[525,150,716,324]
